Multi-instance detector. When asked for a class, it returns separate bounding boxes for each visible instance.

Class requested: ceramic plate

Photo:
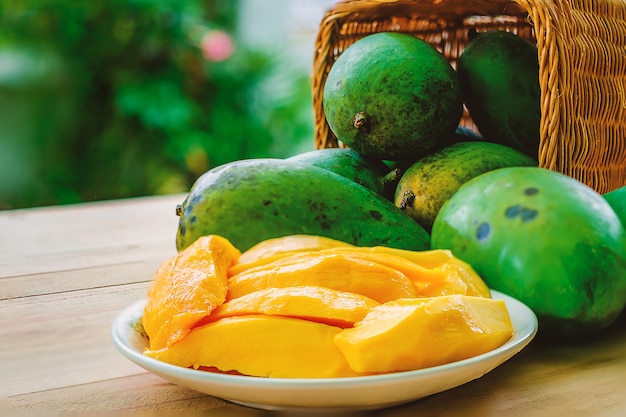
[111,291,537,411]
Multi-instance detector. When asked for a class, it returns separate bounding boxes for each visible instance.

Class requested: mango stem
[352,111,371,133]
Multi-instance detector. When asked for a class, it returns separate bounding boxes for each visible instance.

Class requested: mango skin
[287,148,389,195]
[457,30,540,157]
[604,185,626,226]
[395,141,537,232]
[176,158,430,252]
[323,32,463,160]
[431,167,626,337]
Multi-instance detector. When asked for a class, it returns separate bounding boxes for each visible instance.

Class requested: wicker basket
[312,0,626,194]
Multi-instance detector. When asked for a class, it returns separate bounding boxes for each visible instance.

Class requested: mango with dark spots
[394,141,537,232]
[430,166,626,337]
[176,158,430,252]
[323,32,463,161]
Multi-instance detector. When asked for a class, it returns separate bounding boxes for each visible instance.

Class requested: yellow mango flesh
[350,246,464,269]
[144,315,364,378]
[325,246,491,298]
[228,235,354,276]
[227,252,300,277]
[142,235,512,379]
[142,235,241,350]
[236,234,353,264]
[206,286,379,328]
[334,295,514,374]
[227,252,417,303]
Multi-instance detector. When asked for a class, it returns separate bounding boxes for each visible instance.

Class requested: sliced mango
[204,286,380,328]
[230,234,354,276]
[325,246,491,298]
[145,315,364,378]
[350,246,465,269]
[142,234,510,379]
[143,235,241,350]
[435,261,491,297]
[227,252,417,303]
[334,295,514,374]
[238,234,354,264]
[227,253,293,277]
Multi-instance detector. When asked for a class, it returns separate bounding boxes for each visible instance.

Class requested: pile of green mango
[175,30,626,338]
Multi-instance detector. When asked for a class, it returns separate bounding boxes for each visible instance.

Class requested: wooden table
[2,194,626,416]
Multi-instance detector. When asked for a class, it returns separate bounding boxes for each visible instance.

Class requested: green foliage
[0,0,314,209]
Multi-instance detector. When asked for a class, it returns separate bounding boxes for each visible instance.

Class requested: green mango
[395,141,537,232]
[604,185,626,226]
[286,147,390,196]
[431,167,626,337]
[176,158,430,252]
[323,32,463,161]
[382,125,485,185]
[457,30,541,157]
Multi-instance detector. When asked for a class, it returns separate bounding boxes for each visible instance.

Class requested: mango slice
[143,235,241,350]
[346,246,464,269]
[230,234,354,276]
[227,252,417,303]
[334,295,514,374]
[324,246,491,298]
[145,315,364,378]
[204,286,380,328]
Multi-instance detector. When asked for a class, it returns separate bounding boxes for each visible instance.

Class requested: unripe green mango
[457,30,541,157]
[286,147,390,196]
[395,141,537,232]
[323,32,463,161]
[176,159,430,252]
[431,167,626,337]
[604,185,626,226]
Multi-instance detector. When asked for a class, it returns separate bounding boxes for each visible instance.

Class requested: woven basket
[312,0,626,194]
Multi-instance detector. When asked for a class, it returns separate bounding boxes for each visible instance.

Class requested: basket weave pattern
[312,0,626,194]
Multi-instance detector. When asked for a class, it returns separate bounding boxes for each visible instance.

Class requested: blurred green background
[0,0,333,209]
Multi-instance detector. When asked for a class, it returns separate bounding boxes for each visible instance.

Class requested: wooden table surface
[2,194,626,416]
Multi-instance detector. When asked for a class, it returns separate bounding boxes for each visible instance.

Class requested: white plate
[111,291,537,411]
